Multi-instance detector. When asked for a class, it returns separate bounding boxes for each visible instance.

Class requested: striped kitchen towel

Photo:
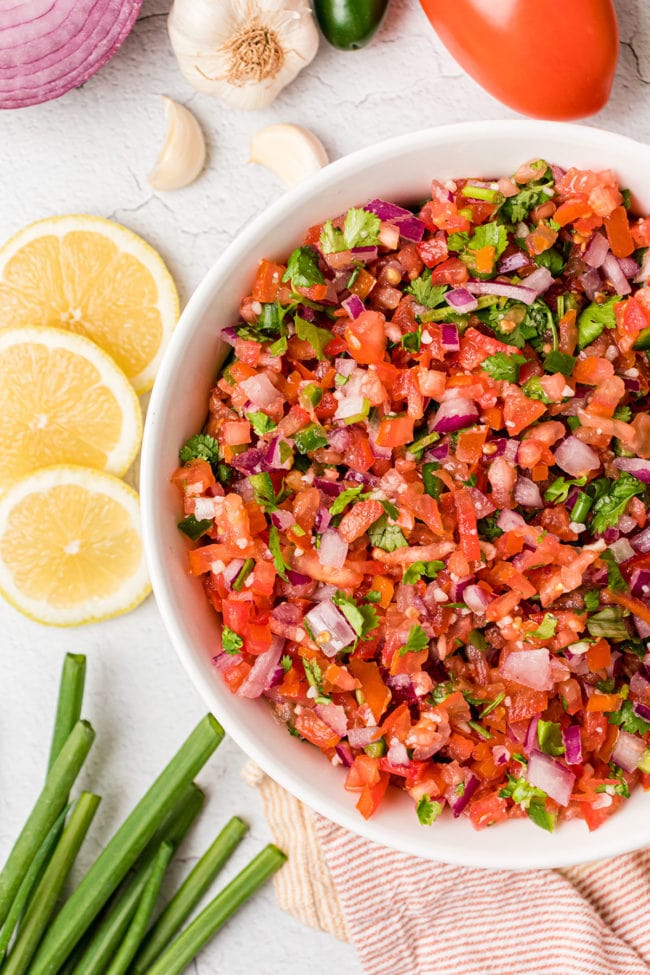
[244,762,650,975]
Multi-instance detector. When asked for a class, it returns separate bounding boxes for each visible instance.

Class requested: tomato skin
[418,0,618,120]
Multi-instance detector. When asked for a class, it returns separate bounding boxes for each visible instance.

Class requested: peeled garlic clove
[249,123,329,187]
[148,97,206,192]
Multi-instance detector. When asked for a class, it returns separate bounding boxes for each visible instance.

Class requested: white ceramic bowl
[142,119,650,869]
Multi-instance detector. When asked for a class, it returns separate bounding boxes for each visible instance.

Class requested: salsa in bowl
[142,121,650,868]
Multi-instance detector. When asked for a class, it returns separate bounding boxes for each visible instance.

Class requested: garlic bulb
[250,123,329,186]
[149,97,207,191]
[168,0,319,111]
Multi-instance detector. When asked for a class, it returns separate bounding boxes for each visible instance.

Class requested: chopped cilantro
[364,590,382,603]
[179,433,220,465]
[416,795,443,826]
[281,654,292,673]
[499,774,547,807]
[521,375,552,404]
[468,221,508,258]
[329,485,369,516]
[600,549,629,593]
[222,626,243,654]
[320,207,381,253]
[293,422,329,454]
[282,246,324,289]
[477,512,503,540]
[399,624,429,657]
[447,231,470,252]
[247,411,277,436]
[303,658,331,705]
[609,699,650,735]
[482,351,527,383]
[268,524,289,581]
[584,590,600,612]
[430,678,457,705]
[405,269,448,309]
[480,692,505,718]
[587,606,629,641]
[402,560,445,585]
[537,720,565,757]
[614,404,632,423]
[177,515,212,541]
[591,471,645,535]
[294,315,332,360]
[500,184,554,225]
[577,296,622,349]
[269,335,288,356]
[401,327,422,352]
[367,514,408,552]
[526,614,558,641]
[543,350,575,376]
[332,591,379,641]
[249,472,278,512]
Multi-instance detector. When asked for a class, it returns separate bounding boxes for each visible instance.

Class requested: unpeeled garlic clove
[148,97,206,192]
[249,123,329,187]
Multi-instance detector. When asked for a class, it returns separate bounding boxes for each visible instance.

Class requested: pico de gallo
[172,159,650,833]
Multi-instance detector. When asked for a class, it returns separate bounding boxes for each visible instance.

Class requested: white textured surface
[0,1,649,972]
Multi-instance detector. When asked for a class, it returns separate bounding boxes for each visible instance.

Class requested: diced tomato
[375,415,414,448]
[502,385,546,435]
[295,709,340,749]
[222,597,251,636]
[417,236,449,268]
[469,793,509,830]
[349,659,391,723]
[345,311,387,364]
[252,259,285,302]
[339,500,384,543]
[604,205,635,258]
[356,773,390,819]
[222,420,251,446]
[429,257,469,285]
[459,328,519,371]
[453,488,481,562]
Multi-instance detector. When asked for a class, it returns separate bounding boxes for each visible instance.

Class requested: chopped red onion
[314,506,331,533]
[428,443,449,461]
[445,288,478,313]
[271,509,295,531]
[335,357,356,378]
[524,715,540,755]
[240,373,280,408]
[221,326,238,346]
[347,726,379,748]
[238,637,284,699]
[501,649,553,691]
[272,603,303,625]
[637,616,650,639]
[609,537,635,564]
[432,397,478,433]
[631,569,650,599]
[350,245,379,263]
[527,751,575,806]
[583,232,609,268]
[286,570,312,586]
[579,268,603,301]
[635,249,650,284]
[221,559,245,590]
[230,448,267,475]
[613,457,650,484]
[342,294,365,319]
[386,673,418,706]
[364,198,412,221]
[632,526,650,554]
[318,529,349,570]
[554,436,600,477]
[612,730,645,772]
[514,476,543,508]
[386,741,410,766]
[630,671,650,697]
[395,216,426,242]
[523,266,553,296]
[441,323,461,350]
[467,487,495,519]
[632,700,650,723]
[334,394,369,424]
[623,377,642,393]
[602,253,632,296]
[328,427,352,452]
[449,773,479,817]
[618,256,640,279]
[265,437,293,471]
[492,745,510,766]
[465,280,537,305]
[335,743,354,767]
[304,600,355,657]
[498,251,529,274]
[497,509,527,532]
[315,702,348,737]
[562,726,583,765]
[314,477,343,497]
[463,585,493,615]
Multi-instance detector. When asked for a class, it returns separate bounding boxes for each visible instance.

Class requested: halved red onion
[583,232,609,268]
[514,476,543,509]
[498,251,529,274]
[463,585,493,615]
[527,751,575,806]
[501,649,553,691]
[523,266,553,296]
[609,537,635,564]
[445,288,478,313]
[613,457,650,484]
[524,715,540,755]
[0,0,142,109]
[612,731,645,772]
[562,725,583,765]
[465,280,537,305]
[318,529,348,570]
[441,323,461,350]
[432,397,478,433]
[602,253,632,296]
[238,637,284,699]
[632,526,650,554]
[449,773,479,817]
[341,294,365,319]
[315,702,348,737]
[347,726,379,748]
[304,600,355,657]
[579,268,603,301]
[554,436,600,477]
[386,741,410,766]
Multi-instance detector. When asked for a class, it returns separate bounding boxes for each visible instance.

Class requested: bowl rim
[142,119,650,869]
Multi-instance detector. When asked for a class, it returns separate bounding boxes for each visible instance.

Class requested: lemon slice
[0,326,142,493]
[0,215,179,393]
[0,465,150,626]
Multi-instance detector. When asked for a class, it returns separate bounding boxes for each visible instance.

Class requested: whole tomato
[419,0,618,120]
